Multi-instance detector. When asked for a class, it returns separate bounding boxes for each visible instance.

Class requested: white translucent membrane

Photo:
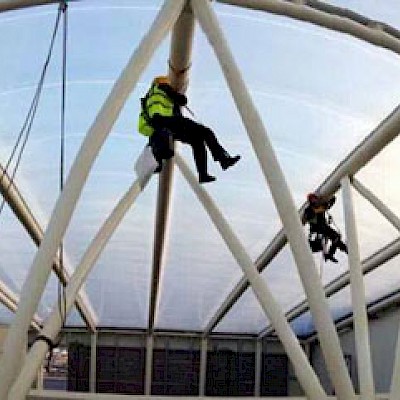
[0,0,400,332]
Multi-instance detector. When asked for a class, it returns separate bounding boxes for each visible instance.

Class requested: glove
[176,93,187,106]
[327,196,336,208]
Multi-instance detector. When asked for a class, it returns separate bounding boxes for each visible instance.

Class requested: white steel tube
[175,154,327,400]
[0,164,97,332]
[34,367,43,391]
[0,0,57,12]
[262,236,400,338]
[145,334,154,395]
[0,1,185,397]
[390,323,400,399]
[8,173,152,400]
[238,102,400,339]
[3,0,400,55]
[341,176,375,400]
[191,2,355,399]
[199,337,208,396]
[255,339,262,396]
[148,2,196,332]
[0,280,42,331]
[352,178,400,231]
[216,0,400,55]
[89,332,97,393]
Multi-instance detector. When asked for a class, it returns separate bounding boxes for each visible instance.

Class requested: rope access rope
[58,0,68,333]
[0,3,64,217]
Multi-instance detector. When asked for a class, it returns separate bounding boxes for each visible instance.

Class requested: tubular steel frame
[0,0,399,399]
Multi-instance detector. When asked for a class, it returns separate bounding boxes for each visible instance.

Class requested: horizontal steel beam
[217,0,400,55]
[0,0,78,13]
[27,390,391,400]
[305,270,400,342]
[261,237,400,338]
[0,281,42,331]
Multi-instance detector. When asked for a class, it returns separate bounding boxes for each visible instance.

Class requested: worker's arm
[159,83,187,106]
[302,206,313,224]
[326,196,336,209]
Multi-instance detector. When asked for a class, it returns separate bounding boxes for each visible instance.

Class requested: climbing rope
[8,0,71,366]
[0,3,64,217]
[58,0,68,333]
[39,1,69,369]
[183,104,197,119]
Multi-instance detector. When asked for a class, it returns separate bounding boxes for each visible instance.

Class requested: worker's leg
[148,129,174,173]
[321,225,343,262]
[152,116,215,183]
[188,118,241,169]
[170,116,240,170]
[337,239,348,253]
[325,226,347,253]
[190,139,216,183]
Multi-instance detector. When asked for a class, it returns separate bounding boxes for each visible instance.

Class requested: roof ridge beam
[217,0,400,55]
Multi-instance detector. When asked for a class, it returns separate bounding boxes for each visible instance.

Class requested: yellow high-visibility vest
[138,84,174,136]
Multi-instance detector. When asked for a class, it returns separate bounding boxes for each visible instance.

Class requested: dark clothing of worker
[303,195,347,263]
[141,81,240,183]
[148,128,174,172]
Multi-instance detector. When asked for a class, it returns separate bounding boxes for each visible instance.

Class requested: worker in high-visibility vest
[138,76,240,183]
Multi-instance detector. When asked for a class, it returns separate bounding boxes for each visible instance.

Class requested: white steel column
[341,176,375,400]
[175,154,327,400]
[336,178,400,400]
[199,337,208,396]
[145,334,154,395]
[390,323,400,400]
[0,1,185,397]
[19,334,27,387]
[352,178,400,231]
[191,2,355,399]
[148,1,196,333]
[255,339,262,396]
[8,173,153,400]
[89,332,97,393]
[34,367,43,391]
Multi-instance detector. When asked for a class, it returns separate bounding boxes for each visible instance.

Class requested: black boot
[220,153,241,170]
[324,253,338,263]
[338,241,348,254]
[154,163,163,173]
[199,174,216,184]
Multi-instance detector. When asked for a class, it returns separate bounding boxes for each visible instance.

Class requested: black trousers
[152,115,227,176]
[149,128,174,163]
[311,224,346,256]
